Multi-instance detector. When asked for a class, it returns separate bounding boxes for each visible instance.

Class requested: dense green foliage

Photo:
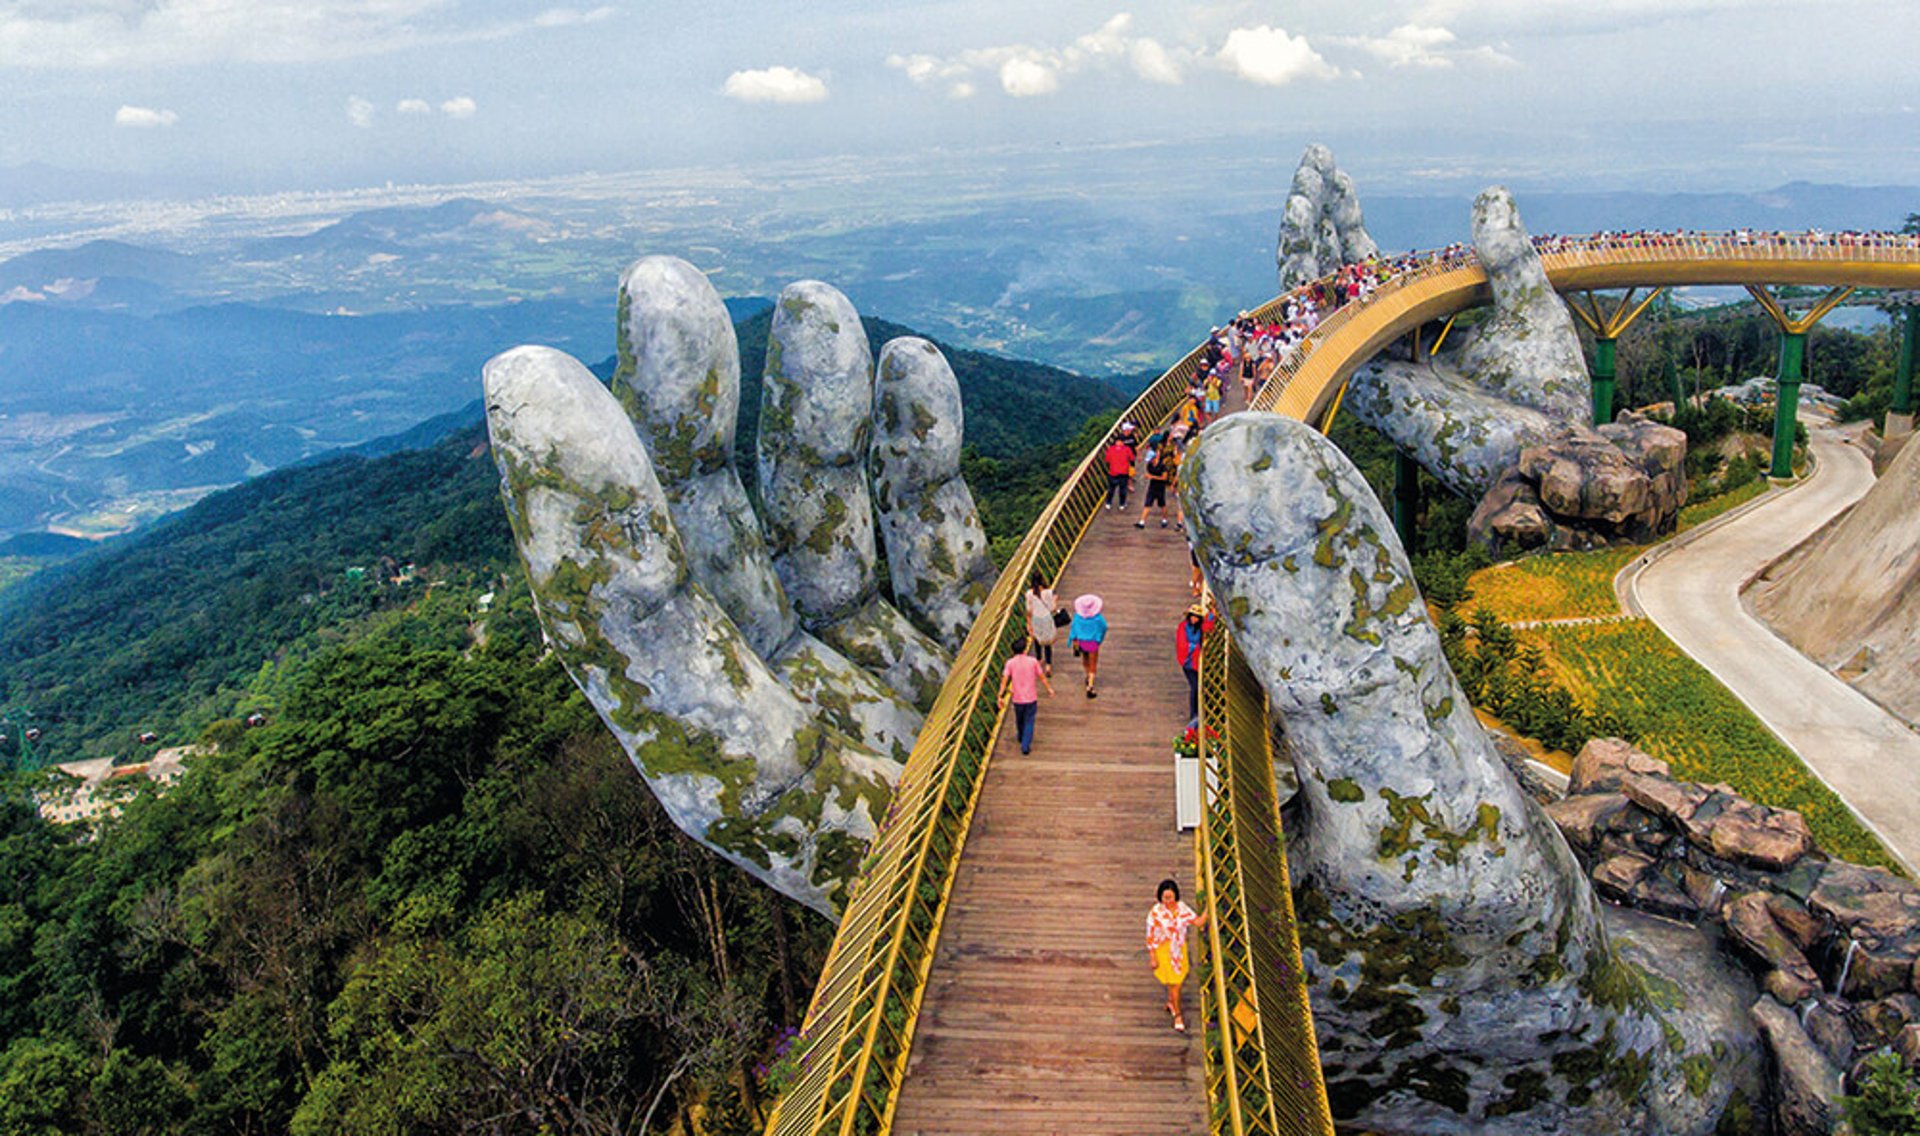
[0,433,513,763]
[1439,608,1626,755]
[1842,1052,1920,1136]
[0,578,829,1134]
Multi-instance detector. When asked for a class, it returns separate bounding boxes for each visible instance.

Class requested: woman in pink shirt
[1146,877,1206,1033]
[997,636,1054,754]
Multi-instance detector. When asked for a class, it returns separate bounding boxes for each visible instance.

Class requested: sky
[1,0,1918,199]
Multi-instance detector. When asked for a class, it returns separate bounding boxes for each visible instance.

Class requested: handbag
[1052,609,1071,629]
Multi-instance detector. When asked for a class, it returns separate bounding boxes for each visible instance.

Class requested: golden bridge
[763,233,1920,1136]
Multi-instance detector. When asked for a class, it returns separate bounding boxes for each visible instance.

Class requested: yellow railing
[1192,626,1333,1136]
[766,228,1920,1136]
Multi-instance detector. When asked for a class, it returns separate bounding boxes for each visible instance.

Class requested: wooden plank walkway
[890,465,1211,1135]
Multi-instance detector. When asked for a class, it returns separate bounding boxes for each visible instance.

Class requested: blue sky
[2,0,1917,196]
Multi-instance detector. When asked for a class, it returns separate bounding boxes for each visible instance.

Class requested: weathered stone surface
[1751,995,1843,1136]
[1349,358,1557,499]
[484,346,905,916]
[757,281,951,708]
[1546,792,1632,852]
[1627,867,1700,922]
[1275,143,1377,290]
[1184,413,1745,1135]
[1840,938,1920,1002]
[1725,892,1819,984]
[1593,850,1656,901]
[1767,894,1827,953]
[1897,1023,1920,1068]
[1809,862,1920,938]
[614,255,797,657]
[1709,811,1814,872]
[1451,187,1590,422]
[1569,737,1672,795]
[1467,473,1554,551]
[870,337,995,650]
[1766,968,1819,1006]
[1801,1002,1857,1068]
[1622,772,1708,827]
[1857,994,1920,1046]
[1521,428,1652,524]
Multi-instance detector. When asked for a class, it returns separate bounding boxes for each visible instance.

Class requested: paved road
[1626,428,1920,872]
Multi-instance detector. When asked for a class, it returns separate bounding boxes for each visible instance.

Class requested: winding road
[1623,425,1920,873]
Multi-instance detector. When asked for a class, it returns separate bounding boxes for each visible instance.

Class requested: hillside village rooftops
[37,746,193,826]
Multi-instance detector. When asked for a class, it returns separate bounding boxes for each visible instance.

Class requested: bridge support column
[1393,450,1421,548]
[1886,306,1918,443]
[1567,288,1663,424]
[1771,331,1806,479]
[1745,284,1853,480]
[1591,337,1618,425]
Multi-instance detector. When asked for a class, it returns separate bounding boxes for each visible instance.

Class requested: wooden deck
[890,470,1211,1135]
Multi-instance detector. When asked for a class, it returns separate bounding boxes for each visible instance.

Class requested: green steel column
[1393,450,1421,548]
[1591,337,1618,425]
[1893,306,1919,418]
[1770,331,1806,479]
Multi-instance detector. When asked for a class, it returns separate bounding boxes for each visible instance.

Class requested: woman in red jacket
[1175,603,1214,725]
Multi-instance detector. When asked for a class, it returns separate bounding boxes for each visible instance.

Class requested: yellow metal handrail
[766,229,1920,1136]
[1193,624,1334,1136]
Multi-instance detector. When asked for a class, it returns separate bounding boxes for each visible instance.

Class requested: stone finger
[871,336,995,651]
[758,281,950,708]
[614,254,796,657]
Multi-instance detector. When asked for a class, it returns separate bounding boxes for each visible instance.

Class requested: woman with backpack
[1135,433,1177,530]
[1025,573,1061,675]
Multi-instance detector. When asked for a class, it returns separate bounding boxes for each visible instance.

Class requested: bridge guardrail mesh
[1193,627,1334,1136]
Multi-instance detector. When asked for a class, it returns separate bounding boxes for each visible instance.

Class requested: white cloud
[1412,0,1791,34]
[1336,23,1517,68]
[886,12,1192,99]
[1217,25,1340,86]
[532,5,616,28]
[1129,38,1182,84]
[0,1,610,69]
[395,97,432,115]
[114,104,178,128]
[722,66,829,104]
[998,56,1058,97]
[439,95,477,118]
[345,95,375,127]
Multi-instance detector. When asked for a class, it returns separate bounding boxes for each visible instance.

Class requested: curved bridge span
[765,234,1920,1136]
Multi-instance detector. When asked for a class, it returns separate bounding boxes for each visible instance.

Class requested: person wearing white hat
[1068,593,1108,698]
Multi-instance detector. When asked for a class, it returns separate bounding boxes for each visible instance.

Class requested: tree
[1843,1052,1920,1136]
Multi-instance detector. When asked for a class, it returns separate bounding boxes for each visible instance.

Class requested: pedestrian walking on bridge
[1146,877,1206,1034]
[997,637,1054,755]
[1070,593,1107,699]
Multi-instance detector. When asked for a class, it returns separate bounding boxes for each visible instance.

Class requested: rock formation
[870,337,997,650]
[1340,185,1687,550]
[486,258,992,916]
[1752,430,1920,725]
[759,282,951,710]
[1549,736,1920,1133]
[1275,144,1379,290]
[1182,414,1753,1134]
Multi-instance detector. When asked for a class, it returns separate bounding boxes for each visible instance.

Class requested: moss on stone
[1327,778,1365,804]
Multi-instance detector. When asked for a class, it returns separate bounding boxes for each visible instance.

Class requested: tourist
[1146,877,1206,1034]
[1175,603,1215,725]
[997,637,1054,755]
[1135,433,1176,529]
[1070,593,1108,699]
[1025,573,1061,675]
[1203,369,1223,421]
[1102,432,1136,510]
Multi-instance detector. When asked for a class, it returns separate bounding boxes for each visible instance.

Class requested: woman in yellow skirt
[1145,877,1206,1033]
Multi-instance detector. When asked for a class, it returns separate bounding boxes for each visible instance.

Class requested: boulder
[1751,995,1844,1136]
[1627,867,1701,922]
[1707,811,1813,872]
[1766,894,1827,953]
[1809,862,1920,938]
[1839,937,1920,1002]
[1467,473,1555,551]
[1568,737,1671,794]
[1766,968,1819,1006]
[1801,1001,1857,1068]
[1545,791,1632,852]
[1857,993,1920,1046]
[1621,773,1708,828]
[1593,850,1657,901]
[1725,892,1820,986]
[1898,1023,1920,1069]
[1521,428,1652,524]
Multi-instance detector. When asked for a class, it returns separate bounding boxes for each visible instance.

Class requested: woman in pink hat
[1068,593,1108,698]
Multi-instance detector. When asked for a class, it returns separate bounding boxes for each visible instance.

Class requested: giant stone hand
[484,257,994,916]
[1183,415,1757,1133]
